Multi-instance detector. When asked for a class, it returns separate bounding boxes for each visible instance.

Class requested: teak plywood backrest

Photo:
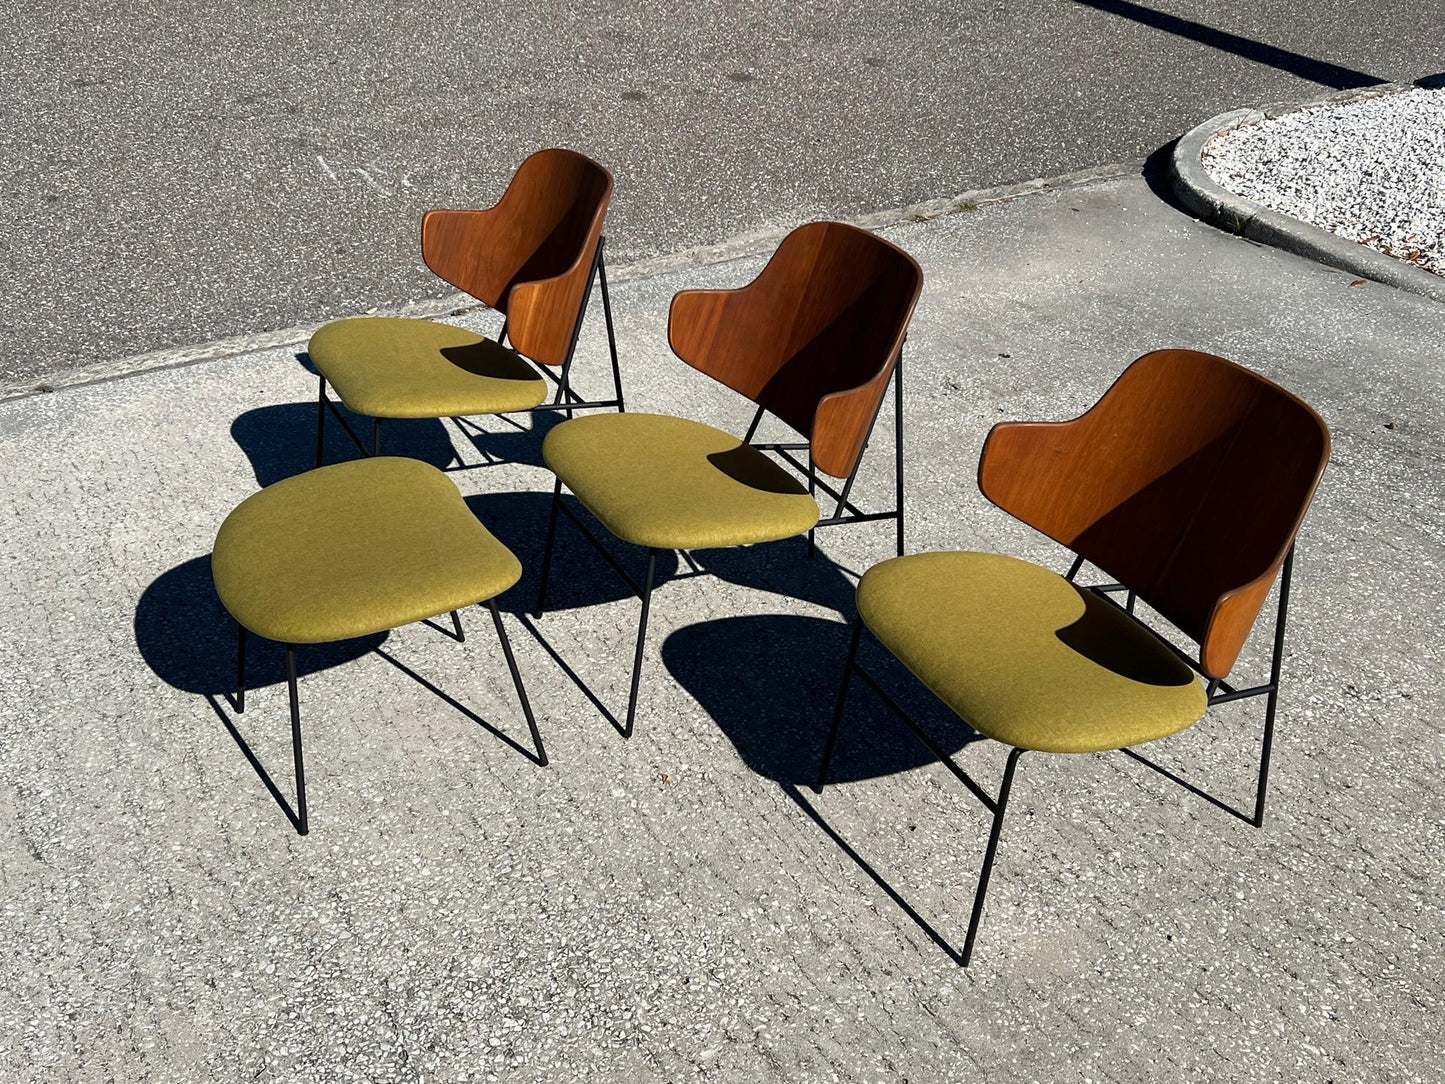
[668,222,923,479]
[421,148,613,367]
[978,349,1330,678]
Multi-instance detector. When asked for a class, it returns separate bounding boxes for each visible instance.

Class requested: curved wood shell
[668,221,923,479]
[421,149,613,367]
[977,349,1330,678]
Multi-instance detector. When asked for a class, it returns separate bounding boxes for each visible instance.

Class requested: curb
[0,161,1135,405]
[1167,82,1445,305]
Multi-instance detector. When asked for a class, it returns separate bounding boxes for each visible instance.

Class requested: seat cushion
[543,413,821,550]
[213,457,522,644]
[857,551,1207,754]
[309,316,549,418]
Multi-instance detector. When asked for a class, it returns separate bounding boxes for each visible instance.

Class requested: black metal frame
[530,351,907,736]
[315,235,625,468]
[813,545,1299,966]
[229,601,544,835]
[744,348,908,559]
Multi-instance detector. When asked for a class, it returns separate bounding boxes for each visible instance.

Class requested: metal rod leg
[807,451,817,560]
[534,478,564,618]
[316,376,326,469]
[488,601,547,765]
[1255,693,1279,828]
[235,622,247,712]
[1253,547,1294,828]
[960,747,1024,967]
[285,645,309,836]
[623,549,658,738]
[372,417,381,457]
[814,618,863,793]
[598,244,625,413]
[450,610,465,643]
[894,354,905,557]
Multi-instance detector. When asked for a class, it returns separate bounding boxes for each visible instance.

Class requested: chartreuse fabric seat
[309,148,620,464]
[214,458,522,643]
[212,456,543,837]
[532,222,925,737]
[816,349,1331,967]
[542,413,820,551]
[856,551,1206,754]
[308,317,548,420]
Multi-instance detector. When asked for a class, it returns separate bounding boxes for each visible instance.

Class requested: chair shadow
[662,612,988,961]
[661,613,981,785]
[135,555,383,697]
[467,490,685,736]
[684,535,862,617]
[232,349,571,488]
[135,554,383,829]
[231,401,455,487]
[465,491,682,616]
[472,488,870,735]
[135,554,545,830]
[1119,747,1255,825]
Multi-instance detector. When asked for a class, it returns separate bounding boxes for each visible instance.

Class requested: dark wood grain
[977,348,1331,678]
[668,221,923,479]
[421,149,613,367]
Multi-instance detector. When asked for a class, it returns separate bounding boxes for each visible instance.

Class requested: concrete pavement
[3,0,1443,383]
[1,174,1442,1081]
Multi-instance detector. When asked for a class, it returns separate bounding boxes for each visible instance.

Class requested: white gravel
[1203,87,1445,276]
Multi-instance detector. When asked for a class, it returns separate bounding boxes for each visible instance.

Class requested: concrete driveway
[1,175,1441,1081]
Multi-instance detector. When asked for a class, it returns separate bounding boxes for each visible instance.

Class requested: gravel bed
[1203,87,1445,276]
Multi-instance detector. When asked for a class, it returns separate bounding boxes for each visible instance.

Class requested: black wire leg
[893,354,905,557]
[598,245,625,413]
[814,618,863,793]
[622,549,658,738]
[235,622,247,712]
[285,645,310,836]
[960,747,1024,966]
[534,478,564,617]
[1254,691,1280,828]
[1253,546,1294,827]
[315,376,326,469]
[488,601,546,765]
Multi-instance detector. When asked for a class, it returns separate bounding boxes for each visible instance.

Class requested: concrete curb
[1168,82,1445,305]
[0,161,1136,405]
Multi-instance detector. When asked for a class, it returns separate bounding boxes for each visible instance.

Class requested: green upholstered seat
[856,551,1207,754]
[308,316,549,418]
[213,457,522,644]
[542,413,821,550]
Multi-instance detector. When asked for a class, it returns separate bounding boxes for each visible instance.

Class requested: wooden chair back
[421,148,613,367]
[978,349,1330,678]
[668,222,923,479]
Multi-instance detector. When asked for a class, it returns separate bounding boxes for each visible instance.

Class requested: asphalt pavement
[2,0,1442,383]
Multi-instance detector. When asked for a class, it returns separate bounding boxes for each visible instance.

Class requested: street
[2,0,1441,382]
